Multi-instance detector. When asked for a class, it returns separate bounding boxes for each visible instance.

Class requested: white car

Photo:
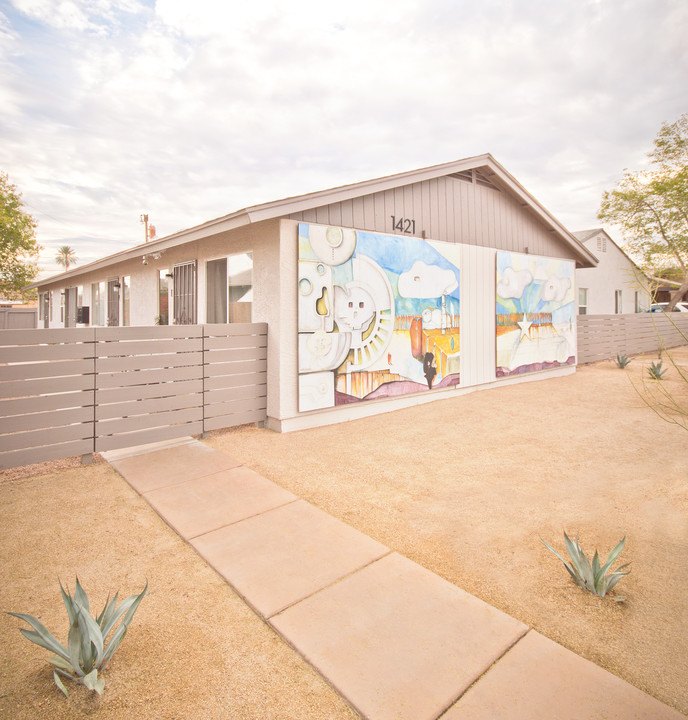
[649,302,688,312]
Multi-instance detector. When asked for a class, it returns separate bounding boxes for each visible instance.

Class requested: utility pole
[140,213,149,243]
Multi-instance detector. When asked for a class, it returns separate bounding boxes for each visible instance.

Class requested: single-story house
[573,229,651,314]
[28,155,598,431]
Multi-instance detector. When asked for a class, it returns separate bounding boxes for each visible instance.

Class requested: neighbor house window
[38,293,44,320]
[615,290,623,314]
[60,292,65,323]
[206,253,252,323]
[158,270,171,324]
[578,288,588,315]
[91,281,106,325]
[635,291,641,313]
[228,252,253,322]
[122,276,130,326]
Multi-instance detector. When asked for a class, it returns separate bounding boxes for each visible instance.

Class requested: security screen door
[173,261,197,325]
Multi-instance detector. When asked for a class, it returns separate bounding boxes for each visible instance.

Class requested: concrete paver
[270,552,528,720]
[107,440,241,493]
[106,438,687,720]
[441,629,686,720]
[144,465,297,539]
[191,499,390,617]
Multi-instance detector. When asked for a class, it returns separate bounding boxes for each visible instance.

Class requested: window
[107,279,120,326]
[38,293,44,320]
[228,252,253,322]
[60,291,65,323]
[158,270,171,325]
[206,258,228,323]
[615,290,623,314]
[206,253,252,323]
[578,288,588,315]
[635,291,641,313]
[173,261,197,325]
[91,281,106,325]
[122,276,130,326]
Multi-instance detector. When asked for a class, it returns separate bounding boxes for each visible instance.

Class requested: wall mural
[495,250,576,376]
[298,223,461,412]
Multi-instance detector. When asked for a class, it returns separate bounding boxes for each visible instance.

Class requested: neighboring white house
[573,229,651,315]
[28,155,597,431]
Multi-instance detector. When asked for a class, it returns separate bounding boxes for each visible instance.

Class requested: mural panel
[298,223,460,411]
[495,251,576,376]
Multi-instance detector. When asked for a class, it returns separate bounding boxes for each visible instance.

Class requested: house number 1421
[390,216,416,234]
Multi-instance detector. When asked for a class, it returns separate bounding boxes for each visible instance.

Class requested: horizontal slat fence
[0,324,267,469]
[578,313,688,363]
[0,308,37,329]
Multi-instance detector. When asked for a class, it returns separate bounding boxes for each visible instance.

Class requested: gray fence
[0,324,267,470]
[0,308,37,329]
[577,313,688,363]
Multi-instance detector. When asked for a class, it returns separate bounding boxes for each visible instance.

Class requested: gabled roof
[28,154,597,288]
[574,228,649,279]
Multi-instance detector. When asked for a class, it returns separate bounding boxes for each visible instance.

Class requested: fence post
[200,324,209,438]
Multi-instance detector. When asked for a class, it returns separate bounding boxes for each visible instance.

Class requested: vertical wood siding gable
[287,175,570,258]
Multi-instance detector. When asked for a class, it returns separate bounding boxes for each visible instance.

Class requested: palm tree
[55,245,77,271]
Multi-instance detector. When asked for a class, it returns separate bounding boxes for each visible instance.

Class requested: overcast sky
[1,0,686,277]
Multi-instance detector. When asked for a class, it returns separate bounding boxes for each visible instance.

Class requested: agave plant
[541,533,630,601]
[8,577,147,697]
[648,360,667,380]
[615,354,631,369]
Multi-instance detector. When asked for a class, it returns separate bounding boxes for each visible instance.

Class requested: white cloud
[497,267,533,300]
[398,261,458,299]
[1,0,687,278]
[541,276,571,303]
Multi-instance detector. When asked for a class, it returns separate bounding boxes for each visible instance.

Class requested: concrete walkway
[103,437,685,720]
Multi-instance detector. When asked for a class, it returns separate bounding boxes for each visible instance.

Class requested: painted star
[517,314,533,341]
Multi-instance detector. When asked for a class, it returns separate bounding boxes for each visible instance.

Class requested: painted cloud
[398,261,458,298]
[497,267,533,299]
[541,276,571,302]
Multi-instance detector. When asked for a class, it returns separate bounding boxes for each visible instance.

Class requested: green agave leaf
[59,580,77,627]
[48,655,74,673]
[67,617,86,677]
[53,669,69,697]
[577,547,595,589]
[563,533,585,581]
[592,551,601,582]
[75,604,104,669]
[101,581,147,643]
[96,592,111,627]
[81,668,105,695]
[100,624,127,670]
[597,538,627,582]
[7,613,70,662]
[74,577,91,615]
[542,537,584,585]
[605,573,628,593]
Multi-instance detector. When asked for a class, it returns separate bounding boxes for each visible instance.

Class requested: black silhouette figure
[423,352,437,389]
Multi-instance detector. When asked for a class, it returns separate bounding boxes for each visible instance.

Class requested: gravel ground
[2,347,686,717]
[205,348,688,716]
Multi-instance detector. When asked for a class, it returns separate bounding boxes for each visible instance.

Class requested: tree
[599,113,688,310]
[0,171,40,299]
[55,245,77,271]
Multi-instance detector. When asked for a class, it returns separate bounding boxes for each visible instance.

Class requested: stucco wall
[576,234,650,314]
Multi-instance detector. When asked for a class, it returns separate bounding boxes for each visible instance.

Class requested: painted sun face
[333,286,375,332]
